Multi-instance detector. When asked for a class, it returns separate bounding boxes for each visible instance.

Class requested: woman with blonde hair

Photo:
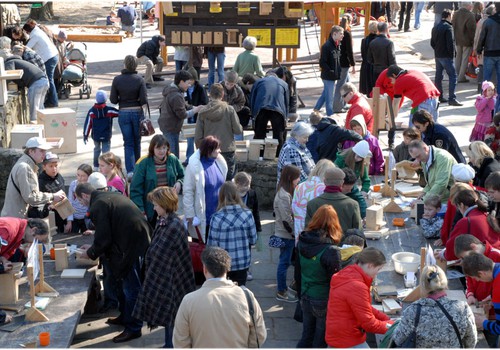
[296,204,342,348]
[468,141,500,188]
[392,265,477,348]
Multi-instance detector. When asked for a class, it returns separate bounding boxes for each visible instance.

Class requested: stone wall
[0,90,29,148]
[0,147,23,210]
[236,159,277,210]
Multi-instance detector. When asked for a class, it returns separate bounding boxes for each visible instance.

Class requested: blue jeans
[208,51,225,87]
[276,237,295,292]
[93,140,111,168]
[314,79,336,116]
[410,97,439,126]
[484,56,500,90]
[27,77,49,122]
[118,109,143,173]
[175,60,187,72]
[414,2,425,29]
[116,258,143,333]
[435,57,457,100]
[234,133,244,141]
[333,67,350,112]
[297,296,328,348]
[44,55,59,107]
[163,325,174,348]
[164,131,180,158]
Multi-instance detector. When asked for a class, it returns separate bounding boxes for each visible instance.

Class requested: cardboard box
[37,108,77,154]
[10,124,45,149]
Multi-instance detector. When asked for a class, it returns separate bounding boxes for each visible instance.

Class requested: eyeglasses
[342,92,350,98]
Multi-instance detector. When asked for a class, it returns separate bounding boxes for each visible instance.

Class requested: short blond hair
[420,265,448,297]
[469,141,495,168]
[147,186,178,213]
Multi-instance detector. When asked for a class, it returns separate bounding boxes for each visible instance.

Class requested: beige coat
[273,187,295,240]
[173,279,267,348]
[1,154,54,218]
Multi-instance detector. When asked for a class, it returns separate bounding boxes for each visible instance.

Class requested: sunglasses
[342,92,350,98]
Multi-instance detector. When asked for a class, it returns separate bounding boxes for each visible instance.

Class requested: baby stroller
[59,42,92,99]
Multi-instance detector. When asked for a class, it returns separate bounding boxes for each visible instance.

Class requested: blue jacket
[422,123,466,164]
[250,75,289,119]
[83,103,119,143]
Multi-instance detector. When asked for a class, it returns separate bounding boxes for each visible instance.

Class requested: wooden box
[235,140,249,161]
[263,138,279,160]
[37,108,77,154]
[0,270,21,304]
[367,96,388,130]
[249,140,265,161]
[10,124,45,149]
[284,2,303,18]
[366,205,384,231]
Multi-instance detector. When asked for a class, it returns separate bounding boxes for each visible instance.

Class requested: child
[485,171,500,233]
[393,127,421,163]
[420,194,444,239]
[83,90,119,171]
[470,81,496,142]
[341,167,367,219]
[66,164,92,233]
[343,115,384,175]
[98,152,127,195]
[106,10,118,26]
[335,140,372,195]
[38,152,66,233]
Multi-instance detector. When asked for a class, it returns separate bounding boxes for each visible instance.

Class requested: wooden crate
[263,138,279,160]
[249,140,265,161]
[10,124,45,149]
[37,108,77,154]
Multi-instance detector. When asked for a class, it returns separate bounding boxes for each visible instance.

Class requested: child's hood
[352,114,367,137]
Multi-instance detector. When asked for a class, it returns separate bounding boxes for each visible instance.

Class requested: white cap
[88,172,108,190]
[352,140,372,158]
[452,163,475,182]
[25,137,52,150]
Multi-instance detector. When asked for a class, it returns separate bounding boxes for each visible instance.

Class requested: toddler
[98,152,127,195]
[420,194,444,239]
[393,127,421,163]
[470,81,496,142]
[341,167,367,219]
[66,164,92,233]
[106,10,118,26]
[83,90,119,171]
[38,152,66,233]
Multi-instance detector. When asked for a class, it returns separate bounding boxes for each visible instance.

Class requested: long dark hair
[453,188,488,213]
[148,134,170,158]
[278,165,301,196]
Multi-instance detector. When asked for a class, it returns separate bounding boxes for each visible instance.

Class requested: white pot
[392,252,420,275]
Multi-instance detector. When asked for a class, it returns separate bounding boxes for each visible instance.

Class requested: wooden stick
[38,244,44,284]
[27,265,35,308]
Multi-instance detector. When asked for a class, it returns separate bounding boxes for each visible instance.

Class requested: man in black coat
[431,9,461,106]
[77,183,151,344]
[367,22,396,85]
[314,116,363,162]
[136,34,166,86]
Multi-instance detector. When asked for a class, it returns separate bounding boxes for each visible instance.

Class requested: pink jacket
[475,95,496,124]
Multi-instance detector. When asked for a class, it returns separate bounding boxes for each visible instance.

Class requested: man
[221,70,250,134]
[387,64,442,123]
[11,43,46,73]
[367,22,396,86]
[341,82,374,133]
[158,70,203,158]
[431,9,460,106]
[117,1,137,38]
[1,218,49,273]
[2,137,65,218]
[398,1,413,32]
[76,182,151,343]
[408,139,457,203]
[136,34,165,87]
[173,246,267,348]
[305,167,362,234]
[250,71,289,156]
[452,2,476,83]
[195,83,242,180]
[427,2,458,26]
[477,3,500,87]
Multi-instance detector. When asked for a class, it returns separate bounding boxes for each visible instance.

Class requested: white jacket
[183,150,227,237]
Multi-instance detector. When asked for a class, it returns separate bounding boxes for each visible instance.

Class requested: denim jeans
[44,55,59,107]
[410,97,439,126]
[186,137,194,162]
[163,325,174,348]
[435,57,457,101]
[276,237,295,292]
[484,56,500,89]
[413,2,425,29]
[175,60,187,72]
[164,131,180,158]
[207,51,225,87]
[297,296,328,348]
[27,77,49,122]
[116,257,143,333]
[221,151,236,181]
[333,67,350,112]
[121,23,135,34]
[314,79,336,116]
[93,140,111,168]
[118,109,143,173]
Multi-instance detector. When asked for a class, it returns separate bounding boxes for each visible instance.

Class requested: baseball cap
[43,152,59,163]
[88,172,108,190]
[25,137,52,150]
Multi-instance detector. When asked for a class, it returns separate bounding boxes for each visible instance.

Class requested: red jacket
[0,218,28,259]
[345,93,374,133]
[326,264,390,348]
[445,208,500,261]
[393,70,440,107]
[373,68,395,98]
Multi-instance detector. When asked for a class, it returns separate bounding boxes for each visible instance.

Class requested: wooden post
[372,87,381,138]
[34,244,57,295]
[25,265,49,322]
[380,156,397,197]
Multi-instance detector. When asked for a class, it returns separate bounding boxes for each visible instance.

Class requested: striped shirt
[154,158,168,187]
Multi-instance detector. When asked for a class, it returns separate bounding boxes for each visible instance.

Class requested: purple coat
[344,133,384,175]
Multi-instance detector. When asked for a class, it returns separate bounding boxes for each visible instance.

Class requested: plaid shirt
[22,48,46,73]
[207,205,257,271]
[277,137,315,184]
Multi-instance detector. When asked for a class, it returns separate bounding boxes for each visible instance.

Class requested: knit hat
[482,81,494,92]
[95,90,107,104]
[88,172,108,190]
[57,30,67,41]
[452,163,475,183]
[186,66,198,81]
[352,140,372,158]
[323,167,346,186]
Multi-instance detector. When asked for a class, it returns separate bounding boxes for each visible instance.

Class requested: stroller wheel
[65,86,71,98]
[87,89,90,99]
[79,89,83,99]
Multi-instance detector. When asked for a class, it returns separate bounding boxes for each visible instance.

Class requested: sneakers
[448,99,463,106]
[153,76,165,82]
[276,291,298,303]
[247,270,253,281]
[288,280,298,294]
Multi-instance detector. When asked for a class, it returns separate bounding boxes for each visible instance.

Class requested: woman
[469,141,500,188]
[392,265,477,348]
[335,140,372,194]
[291,159,335,242]
[277,122,316,185]
[132,187,195,348]
[183,135,227,239]
[233,36,265,78]
[359,21,378,95]
[274,164,301,302]
[485,112,500,160]
[333,14,355,114]
[130,135,184,226]
[110,55,148,179]
[325,247,392,348]
[296,204,342,348]
[207,181,257,286]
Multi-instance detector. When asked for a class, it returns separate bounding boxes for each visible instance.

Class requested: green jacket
[130,155,184,221]
[334,152,371,192]
[346,185,367,218]
[421,146,457,202]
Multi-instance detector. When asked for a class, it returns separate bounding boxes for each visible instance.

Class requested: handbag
[394,303,421,348]
[189,224,206,273]
[465,53,478,79]
[140,103,155,137]
[268,235,286,249]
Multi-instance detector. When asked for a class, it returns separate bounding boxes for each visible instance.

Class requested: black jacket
[319,36,341,81]
[244,189,262,232]
[4,56,45,88]
[340,30,355,68]
[316,118,363,162]
[473,157,500,188]
[367,34,396,76]
[86,191,151,279]
[185,81,208,123]
[136,35,162,64]
[110,70,148,109]
[477,13,500,57]
[422,123,466,164]
[431,20,455,58]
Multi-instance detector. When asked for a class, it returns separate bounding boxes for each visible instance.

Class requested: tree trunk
[28,2,54,21]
